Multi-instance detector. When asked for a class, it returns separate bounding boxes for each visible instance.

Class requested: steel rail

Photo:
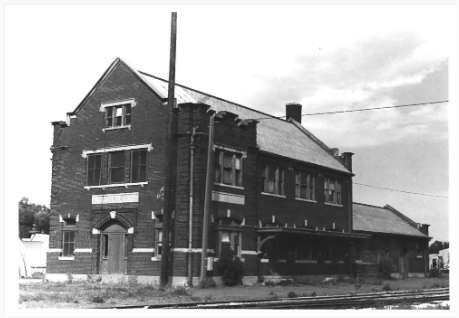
[104,288,449,310]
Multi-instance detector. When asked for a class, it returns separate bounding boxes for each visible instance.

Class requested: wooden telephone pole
[160,11,177,287]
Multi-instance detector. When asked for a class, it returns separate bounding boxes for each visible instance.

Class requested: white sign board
[92,192,139,204]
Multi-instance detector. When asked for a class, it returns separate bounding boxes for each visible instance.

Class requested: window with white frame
[109,151,125,184]
[105,104,131,128]
[216,218,242,258]
[295,171,315,200]
[214,149,243,187]
[155,229,163,259]
[87,154,102,186]
[324,177,342,204]
[131,149,147,183]
[262,164,285,195]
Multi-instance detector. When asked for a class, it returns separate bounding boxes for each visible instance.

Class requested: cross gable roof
[72,58,351,175]
[353,202,430,238]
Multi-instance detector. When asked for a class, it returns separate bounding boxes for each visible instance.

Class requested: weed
[66,273,73,284]
[382,283,392,291]
[91,295,105,303]
[199,278,217,289]
[287,291,297,298]
[128,275,139,287]
[277,279,293,286]
[269,291,279,300]
[169,287,190,297]
[264,281,275,287]
[31,272,45,279]
[430,283,441,289]
[428,268,441,278]
[311,291,317,297]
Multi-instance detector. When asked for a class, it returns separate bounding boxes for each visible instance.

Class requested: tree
[429,240,449,254]
[18,197,50,239]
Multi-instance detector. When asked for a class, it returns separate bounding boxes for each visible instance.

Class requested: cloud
[238,28,448,148]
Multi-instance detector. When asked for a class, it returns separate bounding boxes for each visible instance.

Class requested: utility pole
[160,11,177,287]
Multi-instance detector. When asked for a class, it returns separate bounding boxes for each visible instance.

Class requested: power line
[302,100,449,116]
[354,182,448,199]
[253,100,448,121]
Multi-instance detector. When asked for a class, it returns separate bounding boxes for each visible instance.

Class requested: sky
[4,4,456,247]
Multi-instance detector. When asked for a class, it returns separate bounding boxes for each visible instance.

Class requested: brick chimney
[419,223,430,236]
[286,103,302,124]
[341,152,354,173]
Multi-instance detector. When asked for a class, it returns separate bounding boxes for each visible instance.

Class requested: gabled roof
[138,70,351,175]
[72,57,351,175]
[353,202,429,238]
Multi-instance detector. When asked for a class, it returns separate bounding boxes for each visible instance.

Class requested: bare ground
[18,276,449,309]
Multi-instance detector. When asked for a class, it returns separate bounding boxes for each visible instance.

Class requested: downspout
[200,114,215,285]
[188,127,197,286]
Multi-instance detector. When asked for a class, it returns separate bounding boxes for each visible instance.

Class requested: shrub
[287,291,297,298]
[269,291,278,299]
[428,268,441,278]
[382,283,392,291]
[378,259,392,280]
[265,281,275,287]
[311,291,317,297]
[216,250,245,286]
[91,295,105,303]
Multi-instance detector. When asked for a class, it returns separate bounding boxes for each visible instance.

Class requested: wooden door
[100,222,127,275]
[108,234,125,274]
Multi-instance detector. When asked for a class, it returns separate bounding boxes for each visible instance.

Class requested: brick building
[46,58,428,285]
[352,203,430,278]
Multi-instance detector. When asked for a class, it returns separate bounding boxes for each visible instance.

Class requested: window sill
[102,125,131,132]
[214,183,244,190]
[278,259,287,263]
[85,182,148,190]
[417,256,424,258]
[260,259,269,263]
[261,192,286,198]
[58,256,75,261]
[324,202,344,207]
[295,198,317,203]
[151,257,161,261]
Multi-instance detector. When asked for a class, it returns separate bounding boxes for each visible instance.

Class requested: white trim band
[48,249,62,253]
[133,248,155,253]
[171,248,215,254]
[58,256,75,261]
[74,248,92,253]
[261,192,286,198]
[85,182,148,190]
[213,144,247,158]
[99,98,137,111]
[82,143,153,158]
[241,250,258,255]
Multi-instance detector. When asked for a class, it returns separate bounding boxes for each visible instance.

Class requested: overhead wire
[253,100,449,121]
[353,182,448,199]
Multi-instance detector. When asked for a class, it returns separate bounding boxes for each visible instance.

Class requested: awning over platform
[256,227,371,239]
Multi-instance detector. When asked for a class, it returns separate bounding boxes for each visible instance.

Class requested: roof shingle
[353,203,428,238]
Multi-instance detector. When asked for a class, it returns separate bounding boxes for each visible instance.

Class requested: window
[131,149,147,183]
[155,229,163,259]
[102,234,108,259]
[105,104,131,128]
[262,164,285,195]
[218,230,241,257]
[62,218,76,257]
[215,149,243,187]
[295,171,315,200]
[324,177,342,204]
[109,152,125,184]
[87,154,102,186]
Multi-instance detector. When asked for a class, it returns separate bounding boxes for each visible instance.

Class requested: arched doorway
[99,220,127,275]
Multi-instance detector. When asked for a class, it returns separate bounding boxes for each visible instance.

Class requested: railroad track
[106,287,449,309]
